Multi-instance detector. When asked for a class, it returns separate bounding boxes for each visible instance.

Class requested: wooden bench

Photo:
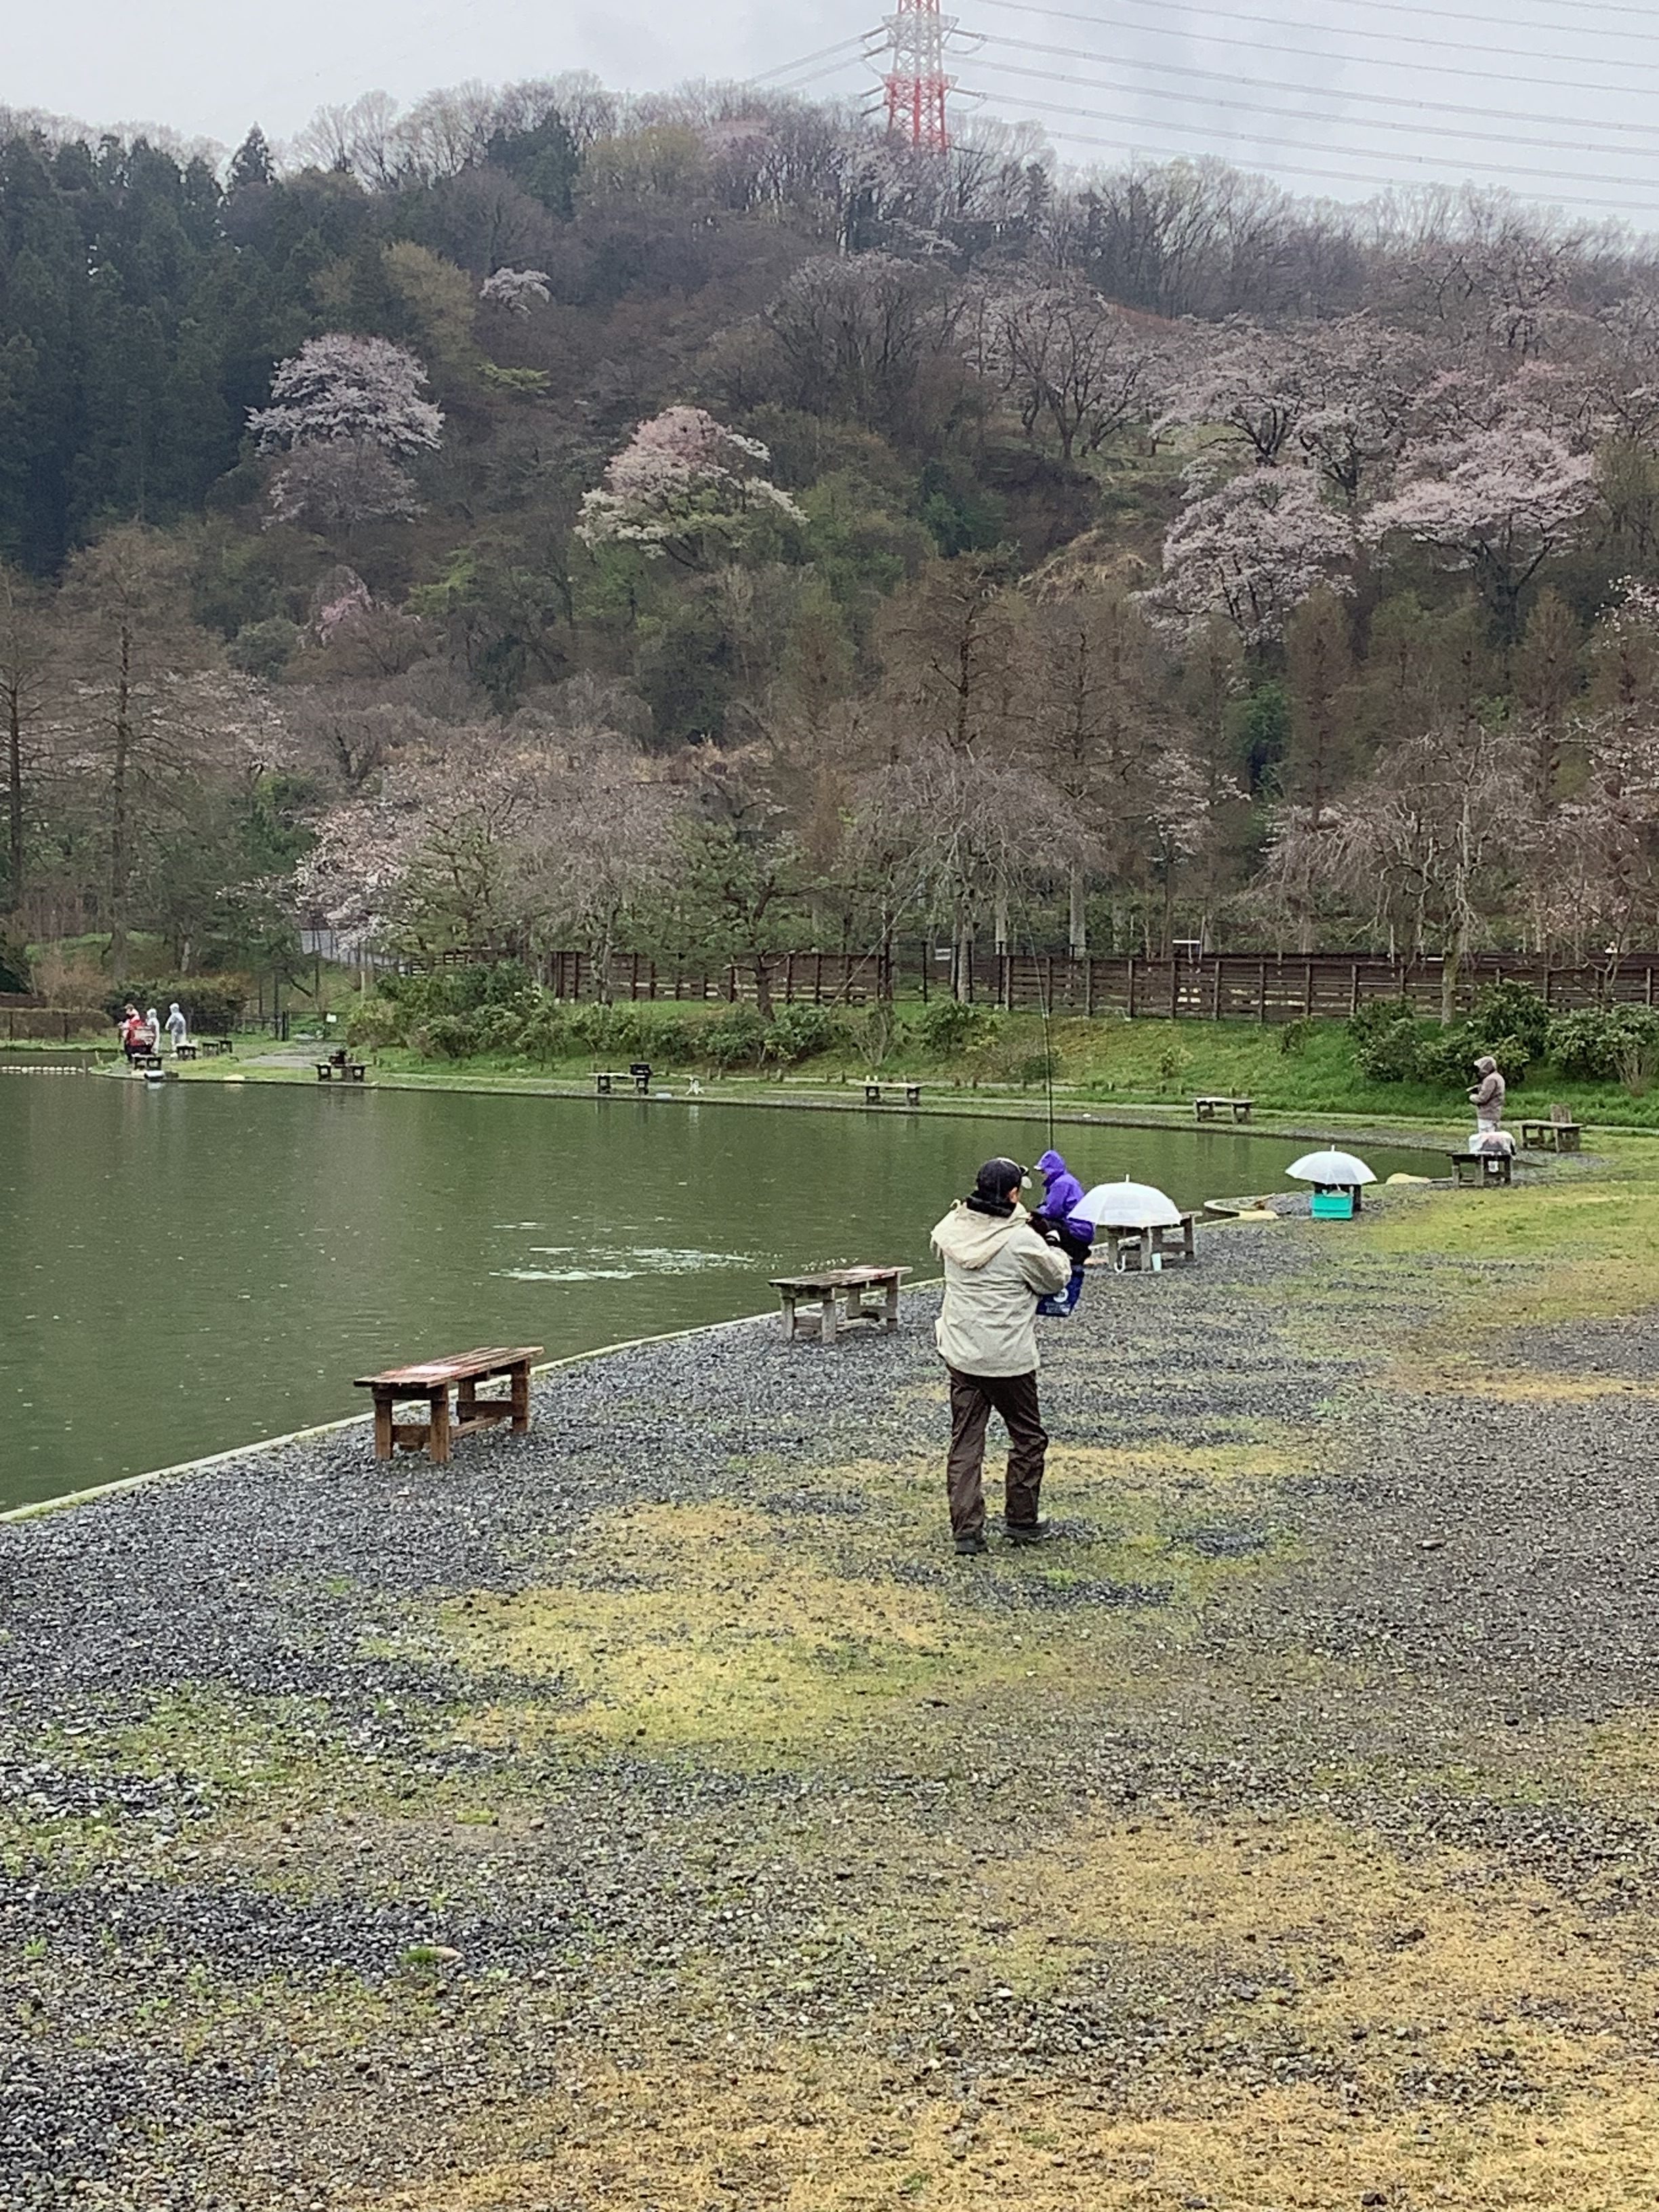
[771,1266,907,1343]
[1195,1095,1252,1123]
[863,1082,922,1106]
[199,1038,234,1057]
[129,1051,162,1071]
[1448,1150,1513,1187]
[354,1345,543,1465]
[1152,1212,1198,1265]
[173,1042,199,1061]
[1095,1215,1197,1271]
[596,1067,651,1096]
[1521,1112,1582,1153]
[316,1059,366,1082]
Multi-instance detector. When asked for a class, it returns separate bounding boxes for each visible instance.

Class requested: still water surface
[0,1073,1434,1510]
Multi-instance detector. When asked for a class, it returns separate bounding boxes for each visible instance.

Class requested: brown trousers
[945,1367,1048,1536]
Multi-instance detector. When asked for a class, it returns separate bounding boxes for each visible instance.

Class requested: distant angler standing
[930,1158,1069,1556]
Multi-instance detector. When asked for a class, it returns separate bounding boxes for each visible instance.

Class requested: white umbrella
[1073,1176,1183,1229]
[1287,1148,1376,1187]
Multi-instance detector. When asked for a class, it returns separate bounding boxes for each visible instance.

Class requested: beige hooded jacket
[930,1201,1070,1377]
[1470,1055,1506,1129]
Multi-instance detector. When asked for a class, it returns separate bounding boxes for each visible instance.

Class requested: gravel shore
[5,1173,1659,2211]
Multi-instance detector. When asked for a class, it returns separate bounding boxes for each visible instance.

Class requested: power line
[972,49,1659,163]
[977,28,1659,140]
[1023,115,1659,218]
[752,34,879,85]
[959,81,1657,195]
[973,0,1659,83]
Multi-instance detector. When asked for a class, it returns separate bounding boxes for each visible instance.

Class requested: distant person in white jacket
[165,1002,188,1054]
[930,1157,1069,1556]
[144,1007,162,1054]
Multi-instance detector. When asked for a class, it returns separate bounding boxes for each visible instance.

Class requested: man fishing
[930,1157,1070,1556]
[1032,1147,1092,1317]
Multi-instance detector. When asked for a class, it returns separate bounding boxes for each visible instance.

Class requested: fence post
[1258,960,1268,1023]
[1349,962,1359,1017]
[1303,960,1313,1019]
[1212,959,1223,1019]
[1169,958,1179,1019]
[1126,954,1136,1020]
[1084,958,1094,1019]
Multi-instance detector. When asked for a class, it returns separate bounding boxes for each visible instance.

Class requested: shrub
[703,1006,769,1068]
[514,1006,572,1064]
[1348,996,1415,1044]
[1546,1004,1659,1082]
[418,1012,487,1059]
[346,996,405,1050]
[1472,979,1551,1061]
[1012,1049,1062,1086]
[1351,1013,1421,1084]
[1277,1017,1311,1058]
[764,1003,847,1065]
[914,998,998,1056]
[1412,1023,1532,1091]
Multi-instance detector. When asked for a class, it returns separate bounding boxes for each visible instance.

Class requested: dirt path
[5,1160,1659,2211]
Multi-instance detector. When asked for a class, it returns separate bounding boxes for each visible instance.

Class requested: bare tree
[0,564,54,916]
[56,527,214,975]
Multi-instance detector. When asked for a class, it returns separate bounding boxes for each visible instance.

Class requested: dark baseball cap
[974,1156,1027,1199]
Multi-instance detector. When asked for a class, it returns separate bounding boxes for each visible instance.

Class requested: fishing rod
[1009,879,1059,1155]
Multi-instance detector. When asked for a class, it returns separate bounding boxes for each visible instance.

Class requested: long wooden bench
[1194,1094,1252,1122]
[316,1059,366,1082]
[771,1267,907,1343]
[863,1082,922,1106]
[1521,1113,1582,1153]
[354,1345,543,1465]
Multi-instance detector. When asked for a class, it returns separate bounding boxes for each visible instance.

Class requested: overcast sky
[13,0,1659,228]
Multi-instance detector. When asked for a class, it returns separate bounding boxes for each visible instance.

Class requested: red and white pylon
[882,0,956,152]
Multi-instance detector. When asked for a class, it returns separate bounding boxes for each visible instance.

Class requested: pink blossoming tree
[576,407,805,569]
[250,335,444,534]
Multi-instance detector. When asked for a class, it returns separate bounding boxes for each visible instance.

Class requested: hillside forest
[7,75,1659,1010]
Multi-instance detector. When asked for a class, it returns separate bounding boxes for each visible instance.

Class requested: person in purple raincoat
[1033,1148,1092,1317]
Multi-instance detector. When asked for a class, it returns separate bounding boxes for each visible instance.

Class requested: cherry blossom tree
[1157,314,1425,506]
[576,407,804,569]
[1139,468,1355,645]
[250,335,444,534]
[1272,722,1530,1017]
[1155,318,1321,467]
[977,281,1160,461]
[1361,422,1597,634]
[479,266,551,314]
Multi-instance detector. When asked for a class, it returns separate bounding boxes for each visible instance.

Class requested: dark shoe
[1005,1519,1053,1546]
[954,1531,988,1555]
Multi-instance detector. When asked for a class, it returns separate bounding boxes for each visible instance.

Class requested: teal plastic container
[1311,1191,1355,1220]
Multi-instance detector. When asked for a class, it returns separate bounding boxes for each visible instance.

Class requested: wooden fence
[516,950,1659,1021]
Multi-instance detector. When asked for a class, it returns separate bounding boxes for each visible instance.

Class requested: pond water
[0,1074,1435,1511]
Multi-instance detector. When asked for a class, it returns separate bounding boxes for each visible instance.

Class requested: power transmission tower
[882,0,955,152]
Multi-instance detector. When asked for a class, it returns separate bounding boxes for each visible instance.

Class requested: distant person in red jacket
[118,1004,147,1062]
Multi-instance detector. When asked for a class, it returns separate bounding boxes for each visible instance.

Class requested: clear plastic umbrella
[1073,1176,1184,1229]
[1287,1148,1376,1187]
